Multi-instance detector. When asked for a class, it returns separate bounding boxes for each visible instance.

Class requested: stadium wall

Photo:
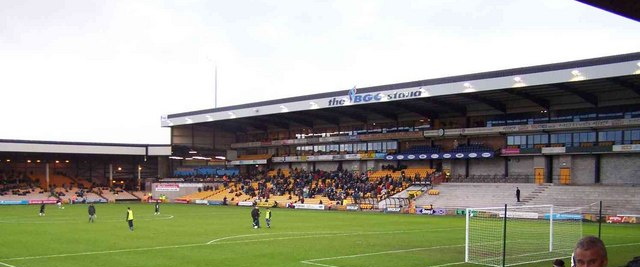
[572,155,597,185]
[601,154,640,185]
[507,157,534,176]
[469,158,505,177]
[451,159,466,177]
[316,162,339,171]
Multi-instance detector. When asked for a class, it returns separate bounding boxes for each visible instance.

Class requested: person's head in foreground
[573,236,607,267]
[553,259,565,267]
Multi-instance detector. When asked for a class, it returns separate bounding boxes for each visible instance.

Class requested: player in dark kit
[251,206,260,228]
[154,201,160,215]
[39,203,45,216]
[88,204,96,223]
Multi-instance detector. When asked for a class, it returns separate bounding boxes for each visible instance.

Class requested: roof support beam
[321,109,368,124]
[277,113,314,129]
[345,105,398,121]
[383,101,437,119]
[418,98,467,116]
[460,94,507,113]
[553,83,598,107]
[504,89,550,110]
[300,111,339,126]
[606,78,640,97]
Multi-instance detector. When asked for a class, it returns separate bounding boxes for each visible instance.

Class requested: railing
[447,174,535,183]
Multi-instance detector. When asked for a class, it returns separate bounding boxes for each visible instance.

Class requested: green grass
[0,203,638,267]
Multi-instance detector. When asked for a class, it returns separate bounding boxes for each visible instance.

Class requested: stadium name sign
[327,89,423,107]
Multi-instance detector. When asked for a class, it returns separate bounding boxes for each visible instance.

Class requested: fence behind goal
[465,204,587,267]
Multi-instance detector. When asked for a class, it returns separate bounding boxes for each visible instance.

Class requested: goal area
[465,204,584,266]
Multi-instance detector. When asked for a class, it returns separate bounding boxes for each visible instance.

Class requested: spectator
[573,236,607,267]
[553,259,565,267]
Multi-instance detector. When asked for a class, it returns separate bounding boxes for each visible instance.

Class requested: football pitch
[0,203,638,267]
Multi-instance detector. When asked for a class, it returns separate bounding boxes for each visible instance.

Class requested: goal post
[465,204,583,267]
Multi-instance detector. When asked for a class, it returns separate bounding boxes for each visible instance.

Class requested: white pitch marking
[301,244,464,266]
[428,261,466,267]
[0,228,461,262]
[300,261,338,267]
[0,261,17,267]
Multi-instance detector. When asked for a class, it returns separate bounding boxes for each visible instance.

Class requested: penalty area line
[301,244,464,267]
[0,261,17,267]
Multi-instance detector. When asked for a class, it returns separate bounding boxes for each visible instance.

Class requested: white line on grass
[0,261,17,267]
[0,228,462,262]
[428,261,466,267]
[300,261,338,267]
[0,215,174,224]
[301,242,640,267]
[300,244,464,267]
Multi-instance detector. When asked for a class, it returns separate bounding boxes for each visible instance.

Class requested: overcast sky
[0,0,638,144]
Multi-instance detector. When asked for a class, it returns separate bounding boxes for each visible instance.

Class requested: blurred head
[574,236,607,267]
[553,259,565,267]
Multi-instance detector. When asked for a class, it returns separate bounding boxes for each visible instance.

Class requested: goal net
[465,204,584,266]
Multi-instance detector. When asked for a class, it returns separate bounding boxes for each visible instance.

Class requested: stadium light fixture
[4,159,8,162]
[65,160,70,163]
[27,160,31,163]
[185,157,194,161]
[188,149,198,154]
[215,156,226,160]
[36,160,41,163]
[280,105,289,113]
[117,167,122,171]
[169,156,184,160]
[512,77,526,87]
[55,160,60,163]
[463,82,476,93]
[570,70,585,81]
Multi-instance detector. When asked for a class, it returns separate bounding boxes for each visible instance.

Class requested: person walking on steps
[516,187,521,202]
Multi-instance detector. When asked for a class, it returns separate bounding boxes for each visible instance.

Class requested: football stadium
[2,2,640,267]
[2,52,640,267]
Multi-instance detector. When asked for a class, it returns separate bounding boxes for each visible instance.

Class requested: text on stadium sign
[327,89,423,107]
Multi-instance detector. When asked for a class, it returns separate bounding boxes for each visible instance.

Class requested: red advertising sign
[606,216,623,223]
[501,148,521,155]
[29,199,58,204]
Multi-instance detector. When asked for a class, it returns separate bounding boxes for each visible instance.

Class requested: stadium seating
[179,190,218,201]
[414,183,640,215]
[99,188,138,201]
[414,183,539,209]
[523,185,640,215]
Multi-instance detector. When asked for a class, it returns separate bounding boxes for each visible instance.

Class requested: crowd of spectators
[215,168,429,205]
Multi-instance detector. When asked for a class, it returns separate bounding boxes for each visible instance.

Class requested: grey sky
[0,0,638,144]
